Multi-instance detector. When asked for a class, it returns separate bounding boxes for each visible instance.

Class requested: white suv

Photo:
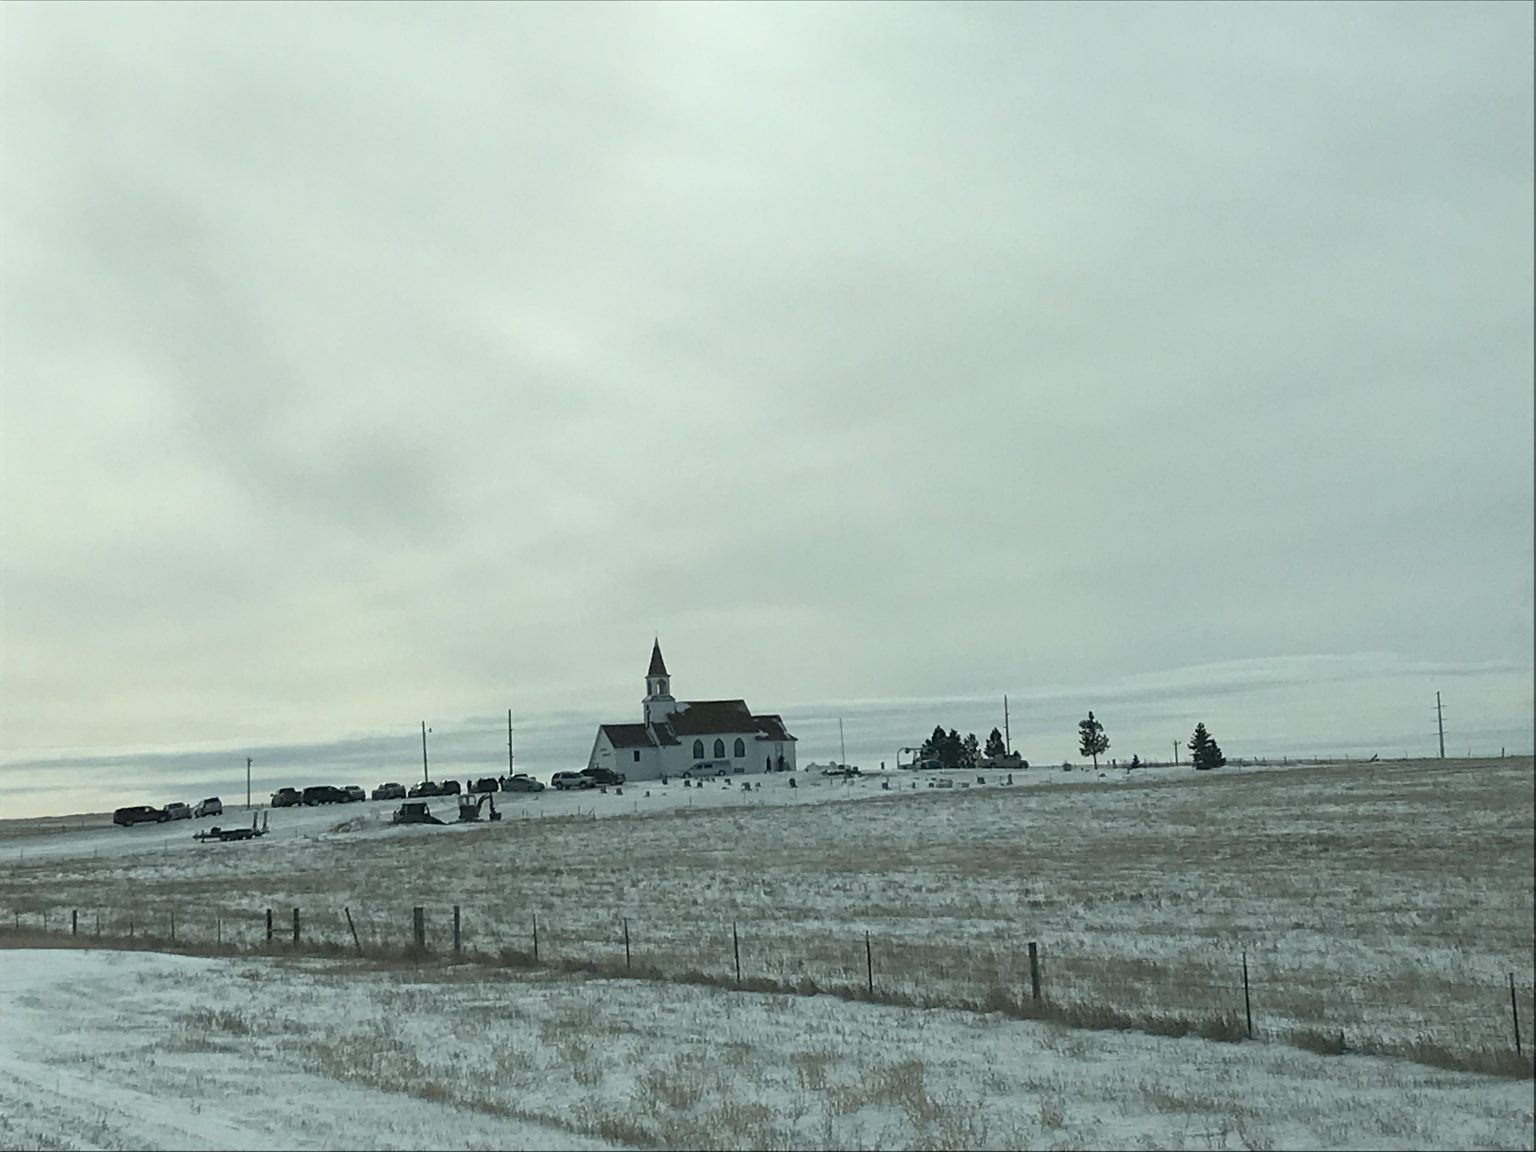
[550,772,594,791]
[193,797,223,818]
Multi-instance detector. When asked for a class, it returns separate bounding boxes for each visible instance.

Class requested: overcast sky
[2,1,1532,813]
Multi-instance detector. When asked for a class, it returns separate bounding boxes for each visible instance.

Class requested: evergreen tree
[1129,754,1141,770]
[943,728,964,767]
[1188,722,1226,771]
[962,732,980,766]
[1078,711,1109,770]
[984,728,1007,758]
[920,725,946,761]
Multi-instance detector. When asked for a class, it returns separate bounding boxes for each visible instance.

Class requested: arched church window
[733,738,745,758]
[692,740,704,760]
[713,738,725,759]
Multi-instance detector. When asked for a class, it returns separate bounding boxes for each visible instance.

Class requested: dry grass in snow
[1,948,1531,1151]
[2,757,1532,1075]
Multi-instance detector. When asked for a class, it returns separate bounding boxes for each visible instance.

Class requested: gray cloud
[1,1,1530,812]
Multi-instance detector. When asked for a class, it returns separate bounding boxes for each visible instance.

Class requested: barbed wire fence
[2,898,1529,1079]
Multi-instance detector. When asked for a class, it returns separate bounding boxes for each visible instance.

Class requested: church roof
[600,722,682,748]
[667,699,754,735]
[752,714,797,742]
[647,639,669,678]
[601,723,655,749]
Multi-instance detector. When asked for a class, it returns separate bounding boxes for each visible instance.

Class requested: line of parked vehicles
[265,767,627,810]
[113,797,224,827]
[114,766,630,828]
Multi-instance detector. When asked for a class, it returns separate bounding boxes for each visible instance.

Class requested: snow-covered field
[2,756,1533,1144]
[1,946,1531,1151]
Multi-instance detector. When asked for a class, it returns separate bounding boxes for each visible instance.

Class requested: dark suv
[113,805,167,827]
[301,785,348,806]
[271,787,302,808]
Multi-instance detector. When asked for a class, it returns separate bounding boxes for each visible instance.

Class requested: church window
[692,740,704,759]
[633,750,641,762]
[733,738,745,758]
[713,738,725,758]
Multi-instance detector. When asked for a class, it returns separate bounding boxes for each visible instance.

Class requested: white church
[586,640,798,781]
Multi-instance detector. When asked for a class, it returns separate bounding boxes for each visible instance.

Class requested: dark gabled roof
[752,714,797,742]
[666,699,754,735]
[652,722,679,746]
[601,723,655,749]
[647,639,669,678]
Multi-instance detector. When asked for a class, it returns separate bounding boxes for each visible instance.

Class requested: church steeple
[643,638,675,725]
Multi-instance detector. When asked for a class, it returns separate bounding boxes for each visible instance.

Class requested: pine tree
[943,728,965,767]
[1188,722,1226,771]
[1078,711,1109,770]
[962,732,980,767]
[984,728,1007,758]
[1129,754,1141,770]
[920,725,945,762]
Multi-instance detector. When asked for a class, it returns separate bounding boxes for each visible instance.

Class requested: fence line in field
[3,899,1530,1077]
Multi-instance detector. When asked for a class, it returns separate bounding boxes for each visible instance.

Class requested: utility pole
[839,718,848,769]
[1172,739,1179,766]
[1004,695,1011,755]
[246,757,252,810]
[1435,692,1446,759]
[422,721,431,783]
[507,709,515,776]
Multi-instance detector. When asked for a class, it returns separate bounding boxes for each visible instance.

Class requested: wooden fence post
[1242,951,1253,1038]
[733,921,742,984]
[1028,942,1041,1002]
[453,905,461,956]
[413,906,426,951]
[216,917,222,946]
[170,908,176,943]
[865,931,874,997]
[532,913,539,962]
[71,909,77,937]
[265,907,273,943]
[345,907,362,955]
[292,907,300,946]
[1512,972,1523,1056]
[129,916,134,938]
[624,917,631,970]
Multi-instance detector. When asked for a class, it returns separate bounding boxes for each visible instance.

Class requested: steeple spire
[643,638,674,725]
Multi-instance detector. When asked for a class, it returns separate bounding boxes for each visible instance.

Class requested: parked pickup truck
[162,802,192,821]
